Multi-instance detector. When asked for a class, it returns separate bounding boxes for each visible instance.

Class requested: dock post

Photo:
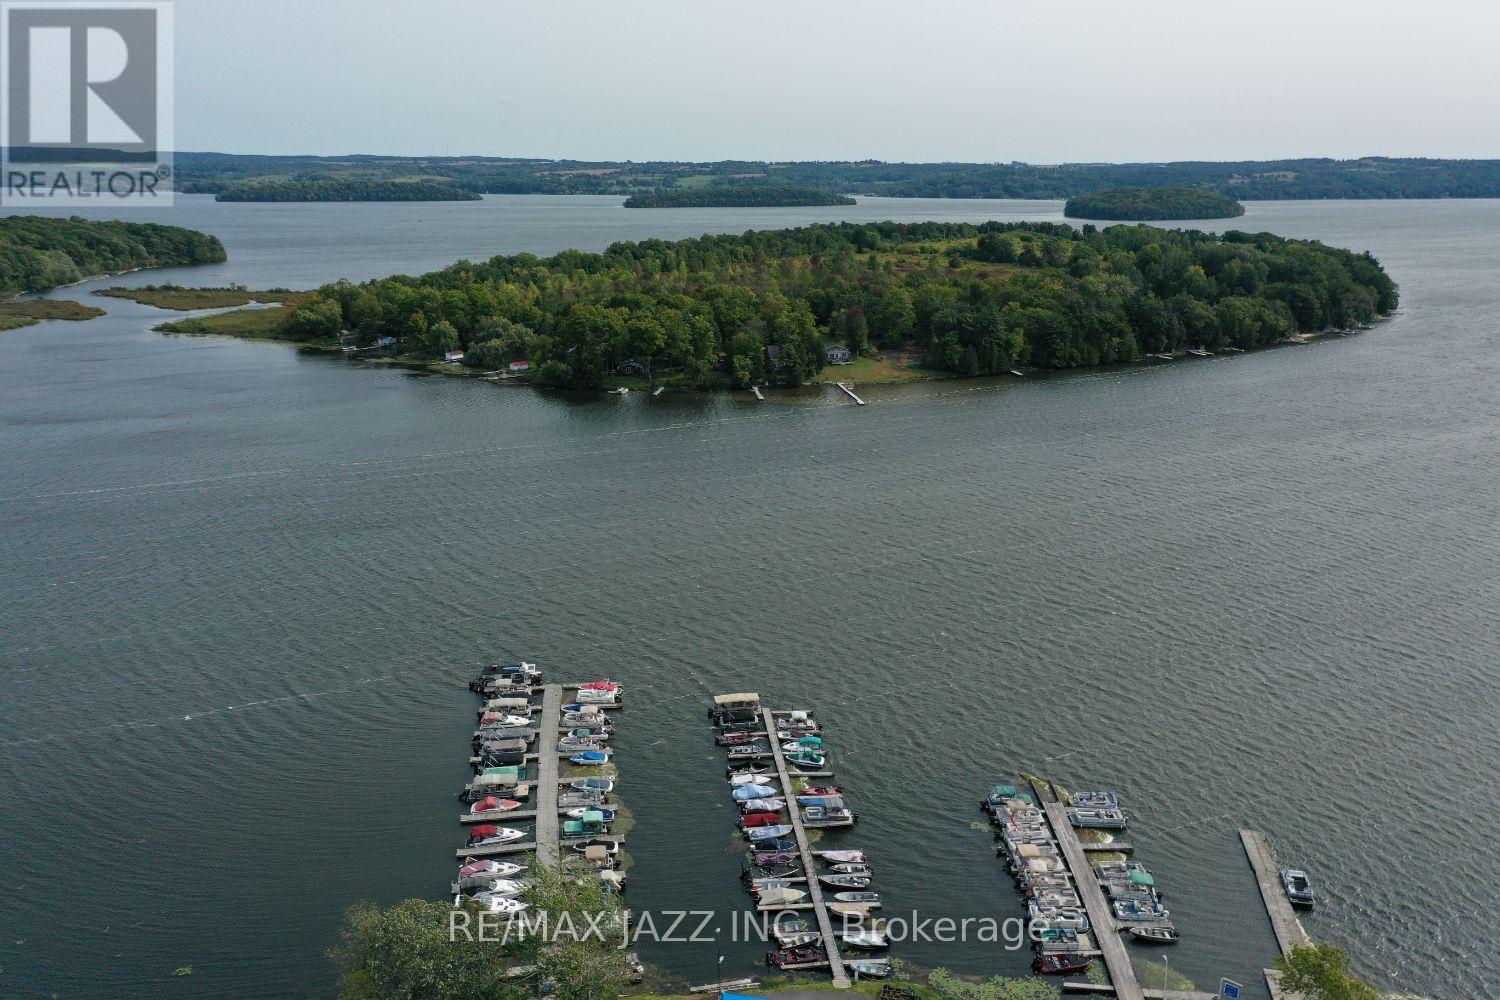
[761,707,851,988]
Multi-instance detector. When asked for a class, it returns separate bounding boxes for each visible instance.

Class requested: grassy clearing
[819,353,947,383]
[0,298,106,329]
[98,285,305,310]
[154,303,308,341]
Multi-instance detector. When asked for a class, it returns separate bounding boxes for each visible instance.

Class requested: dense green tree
[0,216,225,297]
[1273,945,1381,1000]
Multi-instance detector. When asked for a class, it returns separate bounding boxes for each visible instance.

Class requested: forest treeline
[624,185,856,208]
[0,216,226,297]
[1065,187,1245,220]
[215,179,480,202]
[277,221,1397,388]
[171,152,1500,201]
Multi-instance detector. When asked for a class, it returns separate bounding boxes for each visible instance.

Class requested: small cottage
[444,350,465,364]
[826,345,853,365]
[508,359,531,373]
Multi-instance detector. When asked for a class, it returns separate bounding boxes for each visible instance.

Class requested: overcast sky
[173,0,1500,162]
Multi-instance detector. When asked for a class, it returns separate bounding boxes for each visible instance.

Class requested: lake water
[1,195,1496,999]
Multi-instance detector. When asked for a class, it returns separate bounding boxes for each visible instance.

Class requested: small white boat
[815,850,865,864]
[842,929,889,950]
[473,895,528,917]
[474,878,529,898]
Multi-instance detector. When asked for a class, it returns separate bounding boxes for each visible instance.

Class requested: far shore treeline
[624,185,857,208]
[278,221,1398,388]
[215,179,481,202]
[0,216,226,297]
[1065,187,1245,221]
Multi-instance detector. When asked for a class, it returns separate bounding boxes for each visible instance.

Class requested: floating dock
[835,383,865,405]
[750,385,765,400]
[1037,784,1145,1000]
[533,685,563,866]
[1239,829,1310,957]
[761,706,851,988]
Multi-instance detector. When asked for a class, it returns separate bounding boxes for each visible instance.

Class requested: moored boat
[841,928,889,950]
[746,824,795,842]
[833,891,880,904]
[1129,924,1179,944]
[467,825,528,848]
[846,958,891,978]
[814,850,865,864]
[1033,953,1093,975]
[1281,868,1315,909]
[571,777,614,793]
[568,750,611,766]
[819,874,871,890]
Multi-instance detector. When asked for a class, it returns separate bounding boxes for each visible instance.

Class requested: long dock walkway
[1239,829,1310,957]
[761,707,851,988]
[534,684,563,866]
[1042,795,1144,1000]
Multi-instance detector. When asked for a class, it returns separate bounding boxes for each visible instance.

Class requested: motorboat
[751,851,799,867]
[710,693,761,726]
[472,895,529,917]
[478,713,533,729]
[467,826,528,848]
[826,902,875,919]
[786,751,826,769]
[727,745,770,760]
[846,958,891,979]
[573,680,621,705]
[557,736,607,754]
[731,783,780,801]
[737,797,786,813]
[757,887,808,906]
[570,838,620,856]
[727,763,770,778]
[748,878,798,893]
[782,736,822,752]
[819,874,872,890]
[729,771,770,786]
[469,795,526,815]
[802,804,855,827]
[1281,868,1315,909]
[717,720,762,735]
[766,943,826,969]
[458,858,525,881]
[982,783,1020,810]
[716,731,762,746]
[832,891,879,904]
[841,929,889,951]
[563,811,611,838]
[564,806,617,821]
[1028,904,1088,932]
[798,785,841,797]
[828,863,872,876]
[815,850,865,864]
[753,837,796,852]
[746,824,795,842]
[1066,807,1127,829]
[738,812,786,829]
[796,794,844,808]
[770,917,814,943]
[471,878,529,898]
[744,862,802,882]
[568,750,611,766]
[558,789,608,809]
[1113,899,1169,922]
[1070,790,1119,809]
[1033,953,1093,975]
[571,777,614,793]
[461,774,531,802]
[1130,924,1179,944]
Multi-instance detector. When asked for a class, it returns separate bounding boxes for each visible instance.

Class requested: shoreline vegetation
[214,179,481,202]
[624,185,857,208]
[169,151,1500,201]
[153,220,1397,392]
[98,284,304,310]
[0,298,106,331]
[0,216,226,298]
[1064,187,1245,221]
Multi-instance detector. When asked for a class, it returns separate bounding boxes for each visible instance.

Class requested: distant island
[172,221,1397,391]
[0,216,226,298]
[624,185,857,208]
[169,151,1500,201]
[215,179,481,202]
[1065,187,1246,220]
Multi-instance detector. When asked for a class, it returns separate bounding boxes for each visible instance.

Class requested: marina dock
[760,707,851,988]
[533,684,563,866]
[1240,829,1310,999]
[1037,785,1145,1000]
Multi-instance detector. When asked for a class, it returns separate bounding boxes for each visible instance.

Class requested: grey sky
[175,0,1500,161]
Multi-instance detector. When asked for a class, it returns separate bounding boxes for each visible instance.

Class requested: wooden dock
[1239,829,1310,957]
[835,383,865,405]
[461,809,538,824]
[1042,796,1145,1000]
[761,707,851,988]
[533,685,563,866]
[1081,841,1133,854]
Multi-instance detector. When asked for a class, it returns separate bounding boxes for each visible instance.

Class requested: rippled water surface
[1,196,1496,998]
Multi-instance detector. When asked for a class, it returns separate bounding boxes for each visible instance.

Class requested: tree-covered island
[215,179,481,202]
[624,184,857,208]
[213,221,1396,389]
[1065,187,1246,220]
[0,216,226,297]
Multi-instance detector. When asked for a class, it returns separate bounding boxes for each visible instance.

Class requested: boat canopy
[788,711,809,721]
[582,810,605,824]
[486,697,530,709]
[714,692,760,706]
[584,845,609,862]
[796,736,822,747]
[1130,871,1155,887]
[989,783,1018,799]
[471,824,500,836]
[758,887,806,904]
[475,773,518,787]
